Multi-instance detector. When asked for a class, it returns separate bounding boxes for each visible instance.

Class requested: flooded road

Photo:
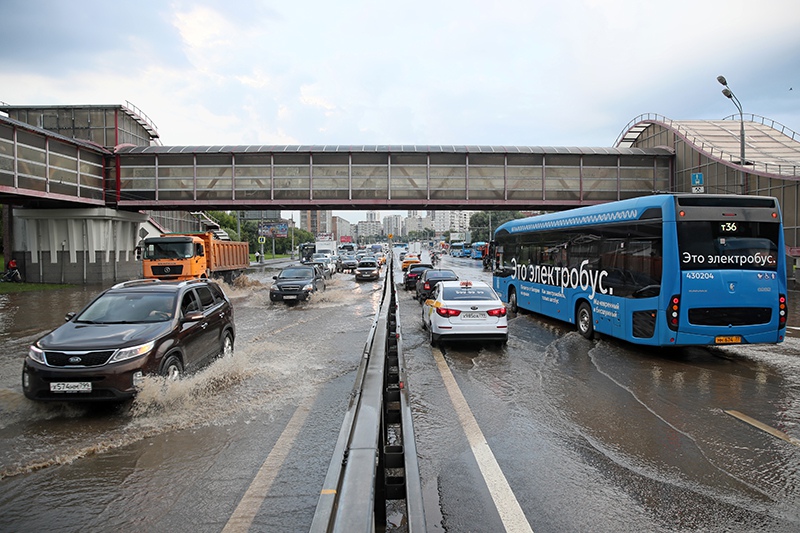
[1,253,799,531]
[400,253,800,532]
[0,265,383,531]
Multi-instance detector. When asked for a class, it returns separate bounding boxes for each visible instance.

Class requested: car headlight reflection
[28,345,45,364]
[111,341,156,363]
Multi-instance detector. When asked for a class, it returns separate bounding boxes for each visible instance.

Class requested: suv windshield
[278,267,314,279]
[77,292,176,323]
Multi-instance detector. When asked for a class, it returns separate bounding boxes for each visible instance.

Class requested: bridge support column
[12,208,148,284]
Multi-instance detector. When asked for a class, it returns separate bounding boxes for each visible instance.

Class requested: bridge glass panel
[312,154,350,199]
[507,154,543,200]
[429,153,466,199]
[469,154,506,200]
[234,153,271,200]
[352,153,387,199]
[15,131,47,192]
[274,153,310,199]
[391,154,428,200]
[195,154,233,201]
[119,154,156,200]
[0,124,13,187]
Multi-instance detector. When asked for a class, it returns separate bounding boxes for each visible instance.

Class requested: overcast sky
[2,0,799,224]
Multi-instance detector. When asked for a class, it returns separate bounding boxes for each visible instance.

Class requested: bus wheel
[508,288,519,315]
[577,302,594,340]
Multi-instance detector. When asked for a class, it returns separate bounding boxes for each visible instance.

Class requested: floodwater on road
[0,266,380,482]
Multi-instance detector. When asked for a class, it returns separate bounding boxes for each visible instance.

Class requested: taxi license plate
[715,336,742,344]
[50,382,92,393]
[283,295,298,300]
[462,312,485,320]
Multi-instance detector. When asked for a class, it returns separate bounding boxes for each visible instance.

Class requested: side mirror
[182,311,204,322]
[65,312,76,322]
[273,275,278,280]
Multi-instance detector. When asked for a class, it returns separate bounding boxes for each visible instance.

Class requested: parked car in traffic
[415,268,459,302]
[310,257,335,279]
[21,278,235,402]
[270,264,327,303]
[403,263,433,290]
[421,280,508,346]
[355,258,381,281]
[340,254,359,273]
[401,254,421,271]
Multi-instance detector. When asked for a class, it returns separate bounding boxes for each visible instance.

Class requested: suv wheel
[219,332,234,359]
[161,355,183,380]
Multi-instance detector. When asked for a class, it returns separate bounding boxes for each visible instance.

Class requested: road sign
[691,173,704,193]
[258,236,266,244]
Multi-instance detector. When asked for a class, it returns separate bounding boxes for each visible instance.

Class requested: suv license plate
[462,312,485,320]
[283,295,298,300]
[50,382,92,393]
[715,336,742,344]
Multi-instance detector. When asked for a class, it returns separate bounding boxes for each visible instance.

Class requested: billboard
[258,222,288,238]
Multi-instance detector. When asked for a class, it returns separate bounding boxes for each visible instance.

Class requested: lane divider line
[223,402,313,532]
[432,347,534,533]
[724,409,800,447]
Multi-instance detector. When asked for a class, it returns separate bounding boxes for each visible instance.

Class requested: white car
[421,280,508,346]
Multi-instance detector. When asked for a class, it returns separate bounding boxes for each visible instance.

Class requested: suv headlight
[270,285,280,292]
[302,283,314,291]
[111,341,156,363]
[28,345,45,364]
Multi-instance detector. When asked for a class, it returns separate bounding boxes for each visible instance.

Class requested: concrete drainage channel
[310,259,426,533]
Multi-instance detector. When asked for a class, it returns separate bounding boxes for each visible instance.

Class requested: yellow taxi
[401,254,421,271]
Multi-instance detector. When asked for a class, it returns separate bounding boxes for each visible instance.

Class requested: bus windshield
[677,220,780,271]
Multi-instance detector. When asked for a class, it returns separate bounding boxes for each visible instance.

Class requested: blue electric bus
[492,194,787,346]
[471,242,487,259]
[450,242,470,257]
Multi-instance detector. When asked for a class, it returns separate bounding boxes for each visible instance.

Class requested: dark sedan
[355,259,381,281]
[403,263,433,291]
[415,268,459,302]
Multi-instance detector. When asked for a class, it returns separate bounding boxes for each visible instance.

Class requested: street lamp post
[717,75,746,195]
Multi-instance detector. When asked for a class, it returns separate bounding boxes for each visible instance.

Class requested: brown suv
[21,278,235,402]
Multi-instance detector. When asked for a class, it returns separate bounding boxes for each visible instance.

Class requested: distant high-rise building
[299,210,332,236]
[366,210,379,222]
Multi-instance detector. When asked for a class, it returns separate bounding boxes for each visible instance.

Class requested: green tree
[469,211,523,242]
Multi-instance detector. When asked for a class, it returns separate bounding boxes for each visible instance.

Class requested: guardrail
[310,257,426,532]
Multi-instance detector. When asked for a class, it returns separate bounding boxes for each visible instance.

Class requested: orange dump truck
[142,232,250,283]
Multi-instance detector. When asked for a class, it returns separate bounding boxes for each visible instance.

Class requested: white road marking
[433,347,534,533]
[223,402,313,532]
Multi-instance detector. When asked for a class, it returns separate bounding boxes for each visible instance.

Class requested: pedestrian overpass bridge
[2,104,800,283]
[2,107,799,213]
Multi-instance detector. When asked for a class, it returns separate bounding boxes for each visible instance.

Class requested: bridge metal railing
[310,257,426,533]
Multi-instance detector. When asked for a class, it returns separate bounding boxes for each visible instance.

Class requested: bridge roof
[616,114,800,177]
[116,144,671,156]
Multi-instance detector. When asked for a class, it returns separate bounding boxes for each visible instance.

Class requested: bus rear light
[779,294,787,328]
[667,295,680,331]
